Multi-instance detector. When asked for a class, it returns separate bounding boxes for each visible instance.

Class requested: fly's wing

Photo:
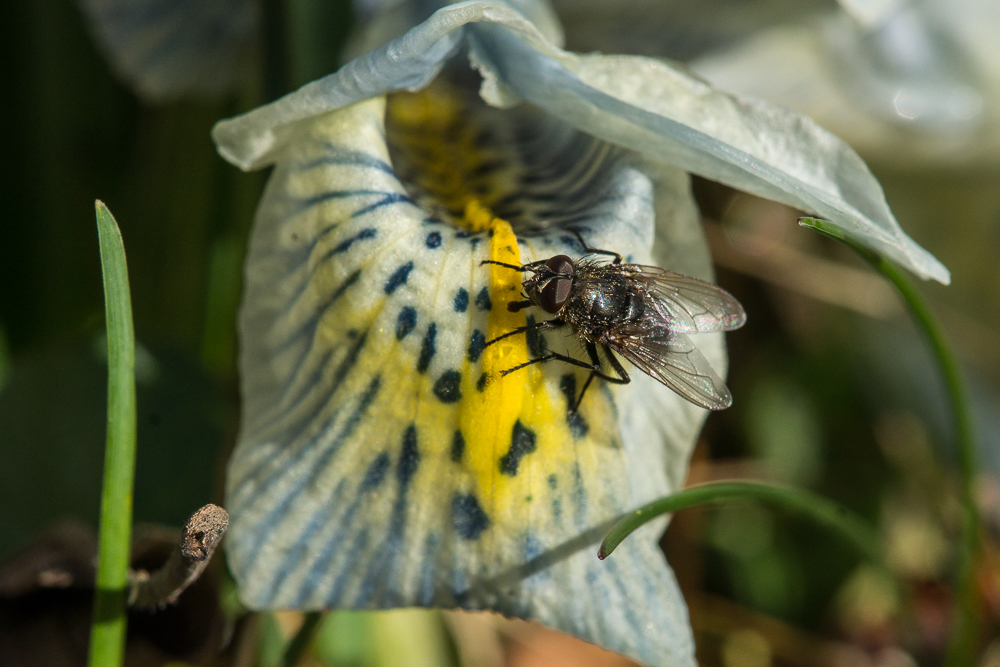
[609,327,732,410]
[628,265,746,334]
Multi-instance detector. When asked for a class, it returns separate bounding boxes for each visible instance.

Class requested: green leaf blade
[88,200,138,667]
[598,482,883,567]
[800,216,981,667]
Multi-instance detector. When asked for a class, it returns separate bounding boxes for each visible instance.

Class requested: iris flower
[209,2,949,665]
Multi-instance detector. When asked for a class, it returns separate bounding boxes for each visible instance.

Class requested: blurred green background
[1,0,258,554]
[2,0,999,666]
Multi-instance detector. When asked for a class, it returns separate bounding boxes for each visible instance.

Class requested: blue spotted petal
[213,0,948,283]
[227,84,715,665]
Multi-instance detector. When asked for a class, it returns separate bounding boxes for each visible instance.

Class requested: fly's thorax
[567,267,647,330]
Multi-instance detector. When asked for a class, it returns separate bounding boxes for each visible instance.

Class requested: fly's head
[522,254,575,315]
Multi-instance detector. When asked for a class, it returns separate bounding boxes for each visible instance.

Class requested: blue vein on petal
[261,326,369,445]
[291,189,413,217]
[249,328,370,485]
[233,329,369,508]
[330,228,377,254]
[355,424,420,606]
[265,328,342,433]
[272,268,361,355]
[268,187,406,270]
[298,146,396,176]
[316,528,370,608]
[571,461,589,527]
[291,420,418,607]
[351,193,414,219]
[601,555,646,641]
[275,190,421,309]
[419,533,441,606]
[230,402,340,551]
[275,245,366,340]
[294,481,375,607]
[258,178,425,436]
[260,445,386,604]
[257,476,350,604]
[237,375,383,579]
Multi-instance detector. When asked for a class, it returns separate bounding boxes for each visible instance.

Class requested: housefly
[482,233,746,412]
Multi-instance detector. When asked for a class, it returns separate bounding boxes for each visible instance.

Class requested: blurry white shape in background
[836,0,905,28]
[76,0,259,100]
[689,0,1000,165]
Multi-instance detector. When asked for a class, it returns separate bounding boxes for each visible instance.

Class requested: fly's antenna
[480,258,552,273]
[480,260,525,272]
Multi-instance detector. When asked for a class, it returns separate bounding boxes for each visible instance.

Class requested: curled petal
[212,3,538,169]
[467,22,949,283]
[213,0,948,283]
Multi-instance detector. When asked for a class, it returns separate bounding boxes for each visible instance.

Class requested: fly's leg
[480,260,525,271]
[601,345,631,384]
[574,343,605,411]
[567,228,623,264]
[480,258,550,272]
[500,350,599,377]
[569,342,630,414]
[485,318,561,348]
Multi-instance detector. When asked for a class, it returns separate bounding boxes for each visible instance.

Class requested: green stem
[800,217,980,664]
[282,612,324,667]
[88,202,138,667]
[599,481,882,565]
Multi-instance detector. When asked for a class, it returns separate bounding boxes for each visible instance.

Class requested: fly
[482,232,747,413]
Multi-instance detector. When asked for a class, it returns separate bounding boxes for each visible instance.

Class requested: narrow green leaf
[800,216,981,666]
[598,481,882,565]
[88,201,138,667]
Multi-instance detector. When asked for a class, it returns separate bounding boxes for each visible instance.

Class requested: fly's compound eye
[545,255,574,275]
[539,276,572,313]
